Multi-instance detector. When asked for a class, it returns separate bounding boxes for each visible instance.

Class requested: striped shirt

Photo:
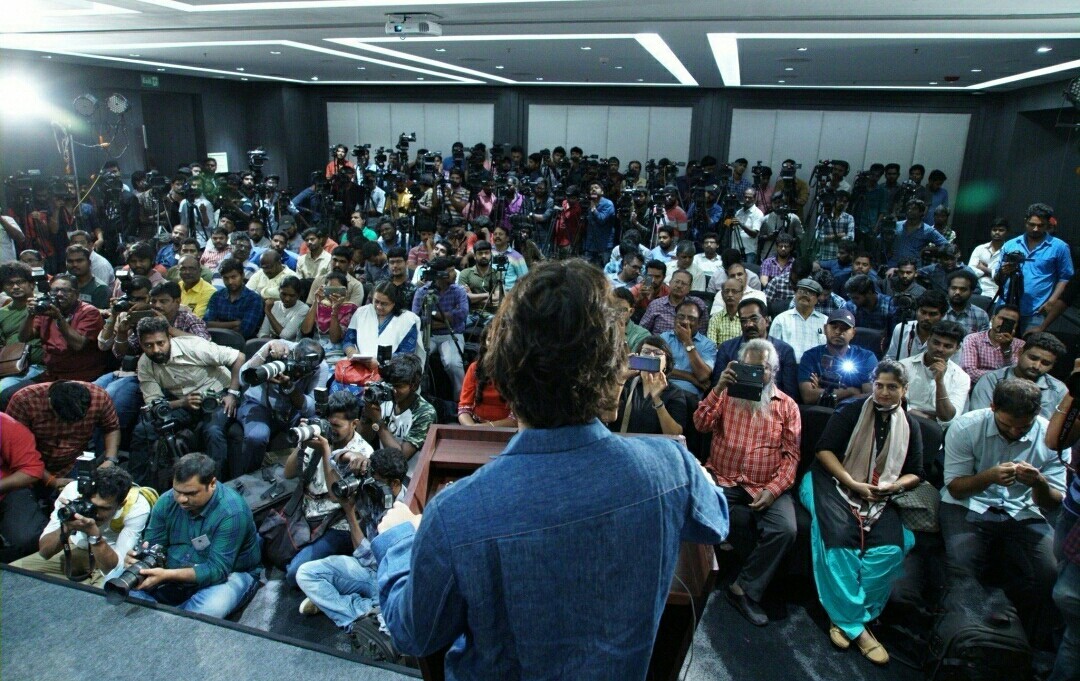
[706,310,742,346]
[770,308,827,362]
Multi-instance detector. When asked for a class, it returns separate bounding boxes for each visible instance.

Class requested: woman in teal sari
[799,359,925,665]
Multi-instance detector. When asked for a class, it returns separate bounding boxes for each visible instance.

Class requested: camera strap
[1058,402,1080,472]
[60,527,95,583]
[286,447,322,517]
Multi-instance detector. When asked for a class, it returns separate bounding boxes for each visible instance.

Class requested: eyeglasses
[738,315,763,325]
[639,348,664,357]
[675,314,699,323]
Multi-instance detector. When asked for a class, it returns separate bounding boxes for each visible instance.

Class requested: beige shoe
[829,625,850,650]
[855,630,889,665]
[299,597,321,616]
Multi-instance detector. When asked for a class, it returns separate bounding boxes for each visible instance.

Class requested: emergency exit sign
[140,74,160,88]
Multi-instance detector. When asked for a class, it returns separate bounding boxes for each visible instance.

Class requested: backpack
[925,586,1032,681]
[225,463,298,525]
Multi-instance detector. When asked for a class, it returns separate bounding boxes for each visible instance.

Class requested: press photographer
[15,465,149,586]
[295,447,407,647]
[994,202,1073,332]
[108,453,260,618]
[278,391,373,587]
[236,339,328,477]
[129,317,244,484]
[360,354,435,479]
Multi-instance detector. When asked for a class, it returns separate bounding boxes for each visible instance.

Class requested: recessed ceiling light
[778,79,785,83]
[129,53,140,57]
[310,76,319,81]
[784,67,794,71]
[156,68,166,72]
[1037,46,1053,53]
[637,78,644,82]
[971,68,982,72]
[270,51,281,55]
[495,65,504,69]
[796,47,808,52]
[417,77,424,80]
[357,66,366,70]
[580,46,591,50]
[41,55,52,59]
[241,77,249,81]
[435,48,446,52]
[614,65,623,69]
[929,81,938,85]
[536,77,543,81]
[236,67,245,71]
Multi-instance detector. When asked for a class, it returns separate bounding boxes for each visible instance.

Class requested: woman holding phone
[611,335,687,436]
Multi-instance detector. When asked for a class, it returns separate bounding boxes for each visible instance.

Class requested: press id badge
[191,534,211,551]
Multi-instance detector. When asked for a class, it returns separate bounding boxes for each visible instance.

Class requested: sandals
[829,625,889,665]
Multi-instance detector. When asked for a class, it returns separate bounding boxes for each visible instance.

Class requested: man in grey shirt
[968,332,1067,419]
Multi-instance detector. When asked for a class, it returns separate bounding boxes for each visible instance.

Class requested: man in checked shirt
[694,338,801,627]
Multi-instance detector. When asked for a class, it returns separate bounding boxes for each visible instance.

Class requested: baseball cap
[796,278,823,295]
[827,309,856,328]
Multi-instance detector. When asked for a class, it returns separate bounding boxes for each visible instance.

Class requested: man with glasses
[608,250,644,289]
[712,293,800,401]
[994,203,1073,332]
[659,301,716,398]
[640,270,707,336]
[13,274,107,387]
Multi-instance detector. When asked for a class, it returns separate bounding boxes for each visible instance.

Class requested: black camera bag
[924,586,1032,681]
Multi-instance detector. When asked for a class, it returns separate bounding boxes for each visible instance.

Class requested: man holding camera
[360,355,435,479]
[236,339,328,478]
[885,290,947,362]
[798,309,876,406]
[15,466,148,586]
[695,338,801,626]
[0,263,46,392]
[295,447,406,644]
[968,331,1067,419]
[887,199,947,269]
[129,317,243,484]
[959,304,1023,382]
[713,293,801,401]
[883,258,926,299]
[583,181,617,268]
[490,224,529,292]
[116,453,261,618]
[994,202,1073,333]
[282,392,373,587]
[12,273,107,390]
[411,257,468,398]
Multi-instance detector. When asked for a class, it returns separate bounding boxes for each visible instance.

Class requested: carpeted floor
[0,568,416,681]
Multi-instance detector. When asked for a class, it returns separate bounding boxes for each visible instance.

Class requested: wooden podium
[404,425,718,681]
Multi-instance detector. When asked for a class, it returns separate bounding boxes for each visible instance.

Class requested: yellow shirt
[181,278,217,318]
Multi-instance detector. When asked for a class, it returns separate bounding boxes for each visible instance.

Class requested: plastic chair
[208,328,246,353]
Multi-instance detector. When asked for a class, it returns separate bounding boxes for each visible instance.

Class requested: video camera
[395,132,417,153]
[247,148,269,169]
[491,253,510,271]
[421,266,451,284]
[1002,251,1026,267]
[352,143,372,158]
[330,470,395,509]
[104,544,166,604]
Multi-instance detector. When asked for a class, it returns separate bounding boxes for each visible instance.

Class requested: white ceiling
[3,0,1080,90]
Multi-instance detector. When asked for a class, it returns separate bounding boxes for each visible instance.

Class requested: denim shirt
[371,419,729,681]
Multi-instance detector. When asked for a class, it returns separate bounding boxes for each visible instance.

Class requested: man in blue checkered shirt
[205,259,265,339]
[842,274,896,332]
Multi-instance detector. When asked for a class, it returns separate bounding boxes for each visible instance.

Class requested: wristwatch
[86,533,104,546]
[371,421,381,432]
[685,344,696,354]
[227,389,241,398]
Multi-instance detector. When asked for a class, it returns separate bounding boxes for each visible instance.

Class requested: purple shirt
[412,283,469,335]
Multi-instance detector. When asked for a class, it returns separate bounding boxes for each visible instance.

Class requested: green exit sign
[140,74,160,88]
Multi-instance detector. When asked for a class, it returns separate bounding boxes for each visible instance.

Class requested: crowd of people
[0,142,1077,678]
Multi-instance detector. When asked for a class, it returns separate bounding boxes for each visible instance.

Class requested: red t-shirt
[33,301,108,381]
[0,413,45,501]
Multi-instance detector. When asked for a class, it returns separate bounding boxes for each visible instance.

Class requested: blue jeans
[236,401,298,477]
[0,365,43,394]
[1051,512,1080,681]
[284,528,352,589]
[116,570,258,618]
[93,373,143,435]
[295,554,379,630]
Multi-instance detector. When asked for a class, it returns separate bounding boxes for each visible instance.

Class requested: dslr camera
[56,452,99,523]
[331,471,395,510]
[363,380,394,407]
[104,544,167,603]
[31,293,58,315]
[242,355,322,386]
[287,418,333,447]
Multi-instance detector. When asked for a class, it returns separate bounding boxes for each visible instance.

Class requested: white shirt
[258,300,310,341]
[89,250,116,287]
[178,197,215,246]
[296,250,332,280]
[43,481,150,560]
[770,307,827,362]
[733,205,765,256]
[899,351,971,427]
[885,321,928,361]
[300,432,374,530]
[693,253,724,287]
[968,241,1002,299]
[664,259,706,291]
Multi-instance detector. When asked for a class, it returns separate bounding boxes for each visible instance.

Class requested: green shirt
[457,266,499,313]
[0,305,43,365]
[78,277,110,309]
[144,482,261,586]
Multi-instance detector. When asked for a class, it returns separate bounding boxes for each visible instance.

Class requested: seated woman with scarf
[610,335,688,437]
[799,358,924,666]
[332,280,422,395]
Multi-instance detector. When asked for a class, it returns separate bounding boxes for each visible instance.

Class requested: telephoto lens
[330,474,362,500]
[242,360,287,386]
[104,544,166,604]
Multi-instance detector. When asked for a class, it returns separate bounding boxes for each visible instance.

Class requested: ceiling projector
[385,14,443,37]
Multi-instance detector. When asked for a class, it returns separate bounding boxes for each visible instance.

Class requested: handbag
[0,343,31,379]
[333,357,381,386]
[259,450,338,568]
[891,481,941,532]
